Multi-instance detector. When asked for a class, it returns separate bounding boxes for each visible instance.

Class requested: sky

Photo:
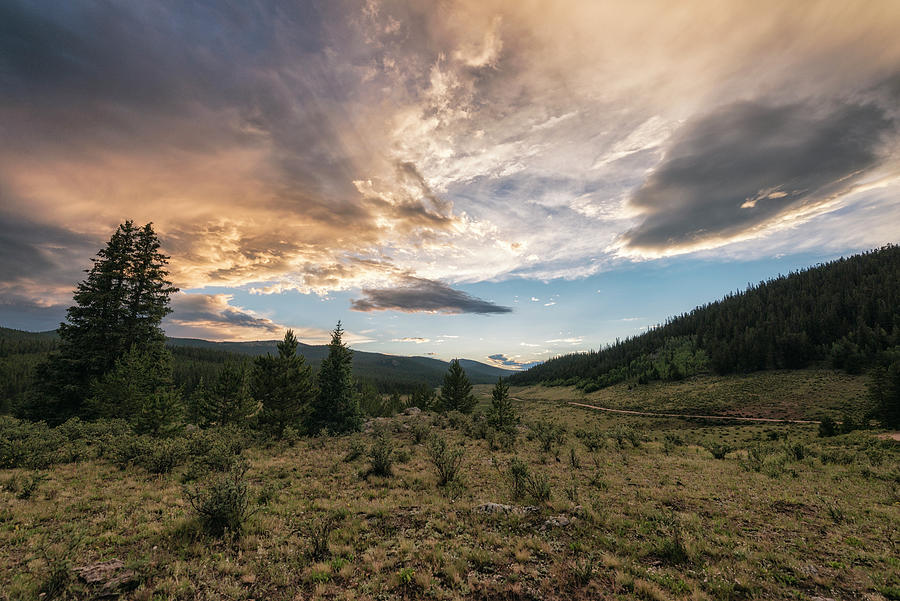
[1,1,899,369]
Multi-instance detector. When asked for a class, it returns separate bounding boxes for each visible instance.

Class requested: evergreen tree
[357,382,383,417]
[135,389,183,437]
[197,361,255,428]
[252,330,316,438]
[25,221,177,422]
[86,342,182,435]
[187,377,208,425]
[438,359,476,413]
[310,321,362,434]
[408,384,437,410]
[486,377,517,433]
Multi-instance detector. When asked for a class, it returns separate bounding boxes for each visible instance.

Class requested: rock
[403,407,422,416]
[241,573,257,585]
[475,502,515,514]
[73,559,138,595]
[474,503,539,515]
[544,515,572,527]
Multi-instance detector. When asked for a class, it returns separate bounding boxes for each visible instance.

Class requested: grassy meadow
[2,371,898,601]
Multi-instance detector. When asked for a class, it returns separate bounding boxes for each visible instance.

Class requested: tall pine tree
[25,221,177,423]
[310,322,362,434]
[438,359,476,413]
[252,330,316,437]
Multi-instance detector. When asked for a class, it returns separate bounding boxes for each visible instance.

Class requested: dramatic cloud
[622,96,898,253]
[167,293,280,333]
[2,0,900,338]
[351,277,512,314]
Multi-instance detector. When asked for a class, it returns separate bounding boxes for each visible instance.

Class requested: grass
[506,368,870,420]
[1,370,898,600]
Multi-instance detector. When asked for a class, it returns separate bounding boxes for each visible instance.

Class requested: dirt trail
[559,400,822,424]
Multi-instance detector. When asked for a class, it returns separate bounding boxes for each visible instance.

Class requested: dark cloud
[622,96,897,251]
[350,277,512,314]
[167,293,280,333]
[0,208,100,330]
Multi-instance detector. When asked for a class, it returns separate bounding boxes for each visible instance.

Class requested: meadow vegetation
[2,374,898,600]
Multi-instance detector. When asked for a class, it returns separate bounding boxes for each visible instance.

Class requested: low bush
[186,463,257,537]
[297,512,341,560]
[367,427,394,477]
[818,416,838,437]
[343,438,365,463]
[609,424,641,449]
[426,434,464,486]
[507,457,552,503]
[703,441,731,459]
[528,420,566,453]
[575,428,605,452]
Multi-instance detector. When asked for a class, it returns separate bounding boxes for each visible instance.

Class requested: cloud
[546,337,583,345]
[167,293,280,332]
[486,353,541,370]
[2,0,900,335]
[163,292,375,344]
[621,95,898,254]
[392,336,430,343]
[350,276,512,314]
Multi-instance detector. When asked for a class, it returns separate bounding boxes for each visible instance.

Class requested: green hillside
[510,245,900,390]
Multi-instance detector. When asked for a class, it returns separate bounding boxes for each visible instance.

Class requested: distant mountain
[510,245,900,390]
[0,326,513,405]
[165,335,513,388]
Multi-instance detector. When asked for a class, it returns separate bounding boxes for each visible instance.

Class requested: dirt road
[564,401,822,424]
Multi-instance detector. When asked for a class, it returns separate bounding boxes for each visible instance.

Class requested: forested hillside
[510,245,900,390]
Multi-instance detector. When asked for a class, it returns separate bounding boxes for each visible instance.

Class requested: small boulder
[73,559,138,595]
[543,515,572,527]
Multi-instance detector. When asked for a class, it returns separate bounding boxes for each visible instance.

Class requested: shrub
[609,424,641,448]
[343,438,365,462]
[741,443,771,472]
[571,556,594,587]
[426,434,464,486]
[703,441,731,459]
[783,440,807,462]
[575,428,605,452]
[297,513,341,561]
[187,464,257,537]
[446,410,468,431]
[141,438,189,474]
[367,427,394,477]
[412,421,430,444]
[818,416,837,437]
[507,458,552,503]
[109,435,150,470]
[529,420,566,453]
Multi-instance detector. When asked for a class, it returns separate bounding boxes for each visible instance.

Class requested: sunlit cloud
[486,353,541,371]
